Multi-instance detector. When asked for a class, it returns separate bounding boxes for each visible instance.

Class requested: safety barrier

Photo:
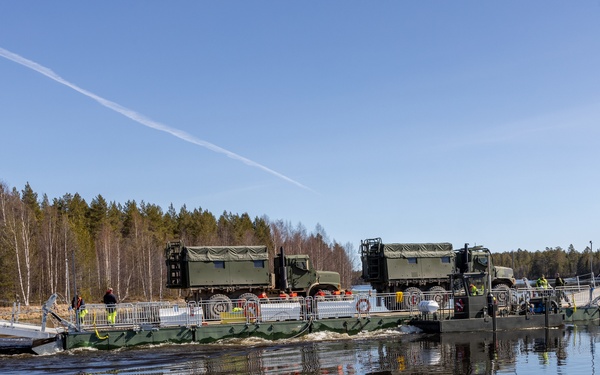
[69,294,404,330]
[514,284,600,307]
[67,292,438,330]
[555,285,600,307]
[64,285,600,331]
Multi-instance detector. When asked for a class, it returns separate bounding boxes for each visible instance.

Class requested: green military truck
[360,238,516,307]
[165,241,341,318]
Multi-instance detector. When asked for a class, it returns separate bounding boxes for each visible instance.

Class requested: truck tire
[427,286,447,306]
[492,283,512,306]
[238,292,260,304]
[403,287,423,310]
[207,294,233,320]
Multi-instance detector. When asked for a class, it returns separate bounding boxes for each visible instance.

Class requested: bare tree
[40,196,59,296]
[0,185,35,305]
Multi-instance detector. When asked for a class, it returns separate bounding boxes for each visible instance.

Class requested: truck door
[287,257,313,290]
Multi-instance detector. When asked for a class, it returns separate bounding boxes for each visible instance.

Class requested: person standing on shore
[103,288,118,325]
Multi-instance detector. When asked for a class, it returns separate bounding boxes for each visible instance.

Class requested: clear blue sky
[1,2,599,254]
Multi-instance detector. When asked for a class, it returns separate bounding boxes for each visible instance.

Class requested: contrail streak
[0,47,314,192]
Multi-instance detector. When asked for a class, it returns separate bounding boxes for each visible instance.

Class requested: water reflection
[1,326,598,374]
[167,329,578,374]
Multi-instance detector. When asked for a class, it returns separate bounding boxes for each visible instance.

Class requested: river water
[1,324,598,374]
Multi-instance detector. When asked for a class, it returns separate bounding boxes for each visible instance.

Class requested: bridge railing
[71,293,419,330]
[67,284,600,330]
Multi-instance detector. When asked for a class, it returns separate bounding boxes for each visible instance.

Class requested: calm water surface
[1,324,599,374]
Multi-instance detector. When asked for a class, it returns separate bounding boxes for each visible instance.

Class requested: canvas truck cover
[182,246,271,288]
[381,242,455,282]
[382,243,454,259]
[183,246,269,262]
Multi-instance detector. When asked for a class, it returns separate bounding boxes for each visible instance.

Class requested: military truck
[165,241,342,318]
[360,238,516,306]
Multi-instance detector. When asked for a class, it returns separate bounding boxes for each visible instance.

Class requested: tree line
[492,246,598,282]
[0,182,357,306]
[1,182,598,306]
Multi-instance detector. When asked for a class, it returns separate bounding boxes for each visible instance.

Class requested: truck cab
[274,254,341,296]
[456,244,516,290]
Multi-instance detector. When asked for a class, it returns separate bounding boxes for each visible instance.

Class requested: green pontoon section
[63,317,410,351]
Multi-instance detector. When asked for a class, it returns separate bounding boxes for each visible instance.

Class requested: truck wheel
[492,284,512,306]
[403,287,423,310]
[207,294,233,320]
[427,286,447,306]
[238,292,260,304]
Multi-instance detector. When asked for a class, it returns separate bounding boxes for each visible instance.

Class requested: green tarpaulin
[382,243,453,259]
[183,246,269,261]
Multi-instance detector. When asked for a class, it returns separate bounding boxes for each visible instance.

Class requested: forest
[0,182,356,306]
[1,182,598,306]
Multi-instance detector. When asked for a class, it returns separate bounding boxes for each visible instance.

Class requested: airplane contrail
[0,46,314,192]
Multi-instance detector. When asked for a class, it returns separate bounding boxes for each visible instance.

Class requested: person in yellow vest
[71,293,88,323]
[469,283,479,295]
[536,275,548,289]
[103,288,118,325]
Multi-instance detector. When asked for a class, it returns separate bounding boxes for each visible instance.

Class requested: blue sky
[1,2,599,255]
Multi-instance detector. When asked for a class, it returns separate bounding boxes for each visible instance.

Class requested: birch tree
[0,184,36,305]
[40,195,59,296]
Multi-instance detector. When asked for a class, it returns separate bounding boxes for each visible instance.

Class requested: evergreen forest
[1,182,598,306]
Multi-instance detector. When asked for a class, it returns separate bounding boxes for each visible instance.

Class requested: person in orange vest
[258,291,268,299]
[315,289,326,299]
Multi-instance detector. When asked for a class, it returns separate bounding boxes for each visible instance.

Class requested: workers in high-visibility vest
[469,284,479,296]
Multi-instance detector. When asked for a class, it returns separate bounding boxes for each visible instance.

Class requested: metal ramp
[0,294,65,355]
[0,294,65,339]
[0,320,60,339]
